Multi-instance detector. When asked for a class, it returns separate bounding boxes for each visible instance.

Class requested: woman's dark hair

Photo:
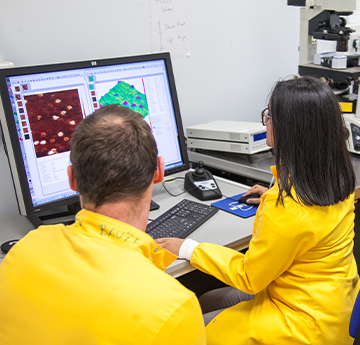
[270,76,355,206]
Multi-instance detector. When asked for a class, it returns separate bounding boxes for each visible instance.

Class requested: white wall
[0,0,301,127]
[0,0,301,217]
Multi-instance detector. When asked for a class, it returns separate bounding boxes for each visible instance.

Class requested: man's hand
[156,237,185,256]
[242,184,268,204]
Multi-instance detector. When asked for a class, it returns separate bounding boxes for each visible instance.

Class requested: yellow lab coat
[0,209,206,345]
[191,167,359,345]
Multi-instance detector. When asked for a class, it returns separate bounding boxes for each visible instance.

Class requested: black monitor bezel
[0,52,189,218]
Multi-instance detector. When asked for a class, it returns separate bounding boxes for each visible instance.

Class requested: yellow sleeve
[190,193,317,294]
[151,294,206,345]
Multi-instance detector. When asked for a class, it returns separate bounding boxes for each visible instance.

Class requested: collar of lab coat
[68,208,177,271]
[270,165,277,180]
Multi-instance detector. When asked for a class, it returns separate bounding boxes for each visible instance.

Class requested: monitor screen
[0,53,189,225]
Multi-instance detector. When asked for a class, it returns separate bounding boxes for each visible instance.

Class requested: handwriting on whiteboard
[150,0,190,58]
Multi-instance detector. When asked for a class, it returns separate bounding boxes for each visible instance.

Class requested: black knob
[354,144,360,151]
[194,161,206,178]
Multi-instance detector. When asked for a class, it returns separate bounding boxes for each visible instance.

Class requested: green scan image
[99,81,149,118]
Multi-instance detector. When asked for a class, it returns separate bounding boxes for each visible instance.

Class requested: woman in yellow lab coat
[157,76,360,345]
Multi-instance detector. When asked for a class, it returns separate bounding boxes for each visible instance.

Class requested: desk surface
[0,172,255,277]
[151,173,253,277]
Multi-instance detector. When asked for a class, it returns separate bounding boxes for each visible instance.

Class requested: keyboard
[146,199,219,239]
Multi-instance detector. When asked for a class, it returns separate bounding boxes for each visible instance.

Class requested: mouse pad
[211,193,258,218]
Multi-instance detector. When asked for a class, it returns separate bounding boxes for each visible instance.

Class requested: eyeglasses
[261,108,272,126]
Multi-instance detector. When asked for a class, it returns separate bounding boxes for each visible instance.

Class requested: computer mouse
[238,193,261,204]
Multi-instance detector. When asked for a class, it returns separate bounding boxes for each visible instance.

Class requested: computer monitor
[0,53,189,227]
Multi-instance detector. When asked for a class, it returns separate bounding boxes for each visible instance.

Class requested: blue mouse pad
[211,193,258,218]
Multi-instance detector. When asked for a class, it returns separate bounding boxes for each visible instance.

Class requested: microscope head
[309,11,355,52]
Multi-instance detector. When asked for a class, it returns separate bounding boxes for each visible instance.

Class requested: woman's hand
[242,184,268,204]
[155,237,185,256]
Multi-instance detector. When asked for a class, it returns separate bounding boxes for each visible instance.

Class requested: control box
[186,120,269,155]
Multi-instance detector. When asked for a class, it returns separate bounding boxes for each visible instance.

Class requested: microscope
[289,0,360,153]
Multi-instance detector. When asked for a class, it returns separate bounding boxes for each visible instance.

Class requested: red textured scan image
[25,90,84,158]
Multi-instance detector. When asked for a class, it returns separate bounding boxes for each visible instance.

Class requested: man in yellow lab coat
[0,104,206,345]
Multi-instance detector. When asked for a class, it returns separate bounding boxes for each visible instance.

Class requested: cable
[162,177,188,197]
[269,176,275,189]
